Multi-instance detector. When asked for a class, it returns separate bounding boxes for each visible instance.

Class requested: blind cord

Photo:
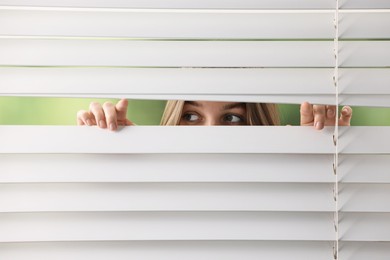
[333,0,340,259]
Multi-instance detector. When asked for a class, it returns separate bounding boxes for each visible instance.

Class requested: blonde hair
[160,100,280,126]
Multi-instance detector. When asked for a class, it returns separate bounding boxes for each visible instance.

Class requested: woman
[77,99,352,130]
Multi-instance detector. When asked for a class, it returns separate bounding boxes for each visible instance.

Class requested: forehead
[184,101,246,110]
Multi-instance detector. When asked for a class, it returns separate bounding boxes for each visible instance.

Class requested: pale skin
[77,99,352,130]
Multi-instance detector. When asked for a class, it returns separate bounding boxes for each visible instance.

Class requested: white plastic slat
[0,0,335,9]
[0,10,334,39]
[339,127,390,154]
[0,126,335,154]
[1,40,388,68]
[2,67,390,106]
[0,212,335,242]
[338,95,390,107]
[340,213,390,241]
[2,10,390,40]
[340,0,390,9]
[339,12,390,39]
[2,126,390,154]
[0,183,334,213]
[339,184,390,212]
[340,242,390,260]
[0,154,334,183]
[339,69,390,94]
[0,39,334,67]
[339,155,390,183]
[0,68,336,95]
[339,41,390,67]
[0,93,345,106]
[0,241,334,260]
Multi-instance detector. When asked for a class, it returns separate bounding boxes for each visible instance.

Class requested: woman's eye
[224,114,243,123]
[183,113,199,122]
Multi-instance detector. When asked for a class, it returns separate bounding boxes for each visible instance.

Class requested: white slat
[0,183,334,212]
[2,9,390,40]
[0,154,335,183]
[0,241,334,260]
[0,126,335,154]
[339,184,390,212]
[1,40,388,67]
[0,0,335,9]
[339,155,390,183]
[0,68,336,94]
[340,242,390,260]
[0,39,334,67]
[0,10,334,39]
[339,127,390,154]
[2,126,390,154]
[339,12,390,39]
[340,213,390,241]
[340,0,390,9]
[339,41,390,67]
[0,212,335,242]
[2,67,390,106]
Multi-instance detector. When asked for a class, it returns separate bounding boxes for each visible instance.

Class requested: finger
[89,102,106,129]
[115,99,129,121]
[300,102,314,126]
[77,110,94,126]
[102,101,118,131]
[313,105,326,130]
[324,105,336,126]
[339,106,352,126]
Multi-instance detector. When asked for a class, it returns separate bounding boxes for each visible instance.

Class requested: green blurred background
[0,97,389,125]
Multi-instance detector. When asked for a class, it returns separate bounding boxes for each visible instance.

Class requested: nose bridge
[203,115,220,126]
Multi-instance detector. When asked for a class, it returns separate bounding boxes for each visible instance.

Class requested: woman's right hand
[77,99,134,131]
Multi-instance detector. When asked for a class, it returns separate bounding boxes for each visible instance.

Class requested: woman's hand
[77,99,134,131]
[300,102,352,130]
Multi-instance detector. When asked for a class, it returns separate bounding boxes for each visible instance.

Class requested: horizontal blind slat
[339,155,390,183]
[340,242,390,260]
[339,13,390,39]
[0,212,335,242]
[0,154,334,183]
[340,213,390,241]
[0,183,334,212]
[2,126,390,154]
[0,126,335,154]
[0,68,336,94]
[2,10,389,39]
[0,0,335,9]
[339,127,390,154]
[339,184,390,212]
[0,10,334,39]
[0,241,334,260]
[339,41,390,67]
[1,40,388,67]
[339,0,390,9]
[0,40,334,67]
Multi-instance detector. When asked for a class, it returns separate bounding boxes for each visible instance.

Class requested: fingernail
[86,119,92,126]
[99,120,106,128]
[342,108,349,115]
[327,109,335,117]
[315,122,323,130]
[110,123,116,131]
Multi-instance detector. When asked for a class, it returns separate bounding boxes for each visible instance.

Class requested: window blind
[1,1,390,260]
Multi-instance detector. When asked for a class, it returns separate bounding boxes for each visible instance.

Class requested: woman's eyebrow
[185,101,202,107]
[222,103,246,110]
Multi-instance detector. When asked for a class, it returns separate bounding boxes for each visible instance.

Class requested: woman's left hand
[300,102,352,130]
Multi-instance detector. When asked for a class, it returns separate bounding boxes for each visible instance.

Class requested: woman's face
[179,101,247,126]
